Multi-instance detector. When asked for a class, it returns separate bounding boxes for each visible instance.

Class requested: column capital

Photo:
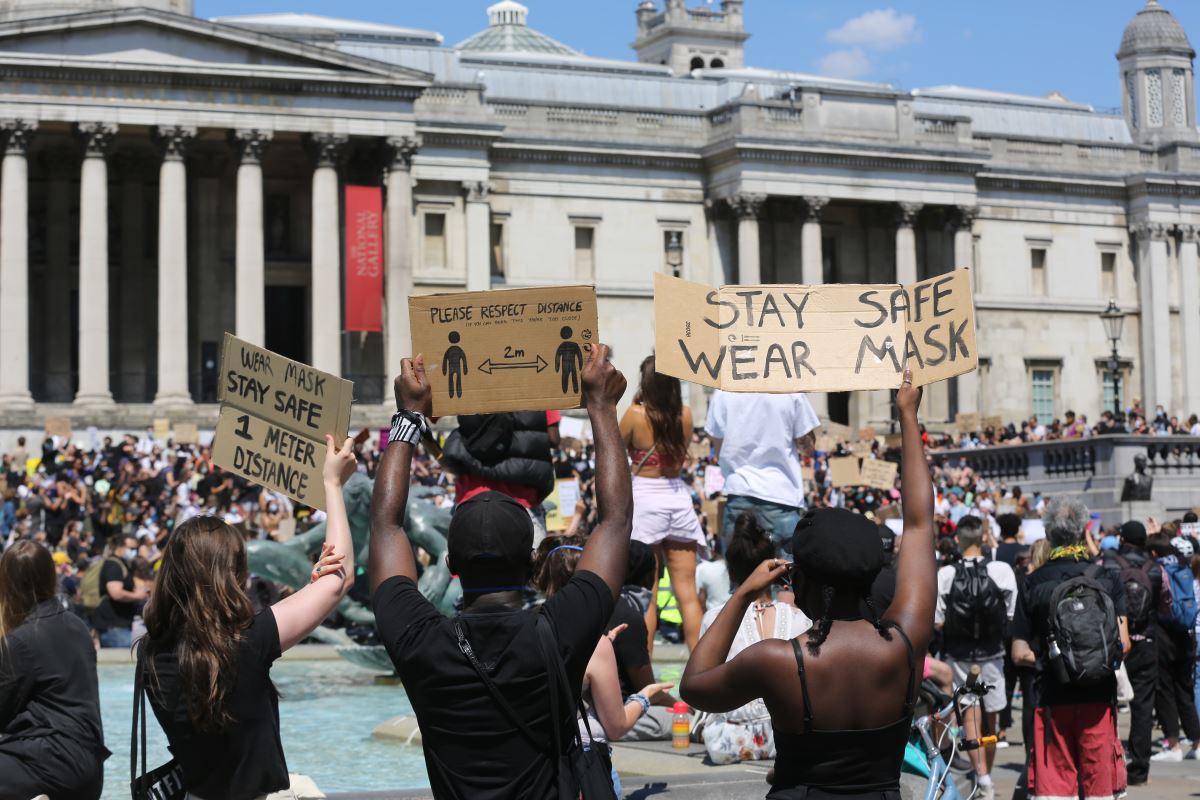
[801,196,829,222]
[387,135,422,171]
[955,205,979,230]
[463,180,492,203]
[76,122,118,158]
[1,119,37,155]
[895,202,923,228]
[154,125,196,162]
[1178,224,1200,243]
[1130,221,1171,241]
[307,133,347,168]
[729,192,766,220]
[231,128,273,165]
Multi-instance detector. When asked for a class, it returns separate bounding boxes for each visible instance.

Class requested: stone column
[894,202,922,284]
[0,119,36,409]
[730,193,765,284]
[799,196,829,419]
[309,134,346,375]
[233,129,271,347]
[1133,222,1172,413]
[1178,225,1200,415]
[74,122,118,407]
[384,136,419,377]
[953,205,977,270]
[463,180,492,292]
[153,126,195,407]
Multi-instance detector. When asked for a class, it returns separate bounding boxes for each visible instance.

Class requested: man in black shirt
[369,345,630,800]
[95,534,147,648]
[1011,499,1129,800]
[993,514,1023,567]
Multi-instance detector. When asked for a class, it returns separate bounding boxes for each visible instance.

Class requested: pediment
[0,7,430,84]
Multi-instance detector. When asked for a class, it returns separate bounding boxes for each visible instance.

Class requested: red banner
[344,185,384,332]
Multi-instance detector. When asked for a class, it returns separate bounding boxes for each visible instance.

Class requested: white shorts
[630,476,709,557]
[948,656,1007,714]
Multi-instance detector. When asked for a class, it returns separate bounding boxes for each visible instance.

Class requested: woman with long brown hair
[0,539,107,799]
[620,354,706,651]
[141,435,358,800]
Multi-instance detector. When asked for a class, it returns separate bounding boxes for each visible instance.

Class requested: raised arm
[886,368,935,649]
[273,435,357,652]
[574,344,631,598]
[367,356,430,594]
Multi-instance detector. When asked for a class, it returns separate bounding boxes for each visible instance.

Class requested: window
[689,56,704,71]
[490,222,505,280]
[1030,247,1047,295]
[1031,369,1055,419]
[423,212,446,270]
[1100,251,1116,299]
[710,57,725,69]
[574,226,595,281]
[1101,369,1125,415]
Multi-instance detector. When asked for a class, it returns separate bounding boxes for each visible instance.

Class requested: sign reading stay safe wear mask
[409,285,598,417]
[654,269,977,392]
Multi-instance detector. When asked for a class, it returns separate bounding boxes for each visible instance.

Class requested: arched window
[690,56,704,71]
[710,58,725,69]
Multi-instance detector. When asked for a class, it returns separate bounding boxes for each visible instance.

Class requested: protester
[935,515,1016,799]
[994,514,1024,566]
[697,511,811,765]
[368,346,632,798]
[140,435,357,800]
[1147,532,1200,761]
[704,389,819,554]
[1098,519,1168,783]
[682,368,933,799]
[1011,498,1130,800]
[620,355,707,651]
[0,540,108,799]
[93,532,146,647]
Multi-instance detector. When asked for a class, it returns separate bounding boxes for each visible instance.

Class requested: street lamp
[665,230,683,277]
[1099,298,1125,416]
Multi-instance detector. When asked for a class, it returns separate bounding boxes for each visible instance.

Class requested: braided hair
[804,584,895,655]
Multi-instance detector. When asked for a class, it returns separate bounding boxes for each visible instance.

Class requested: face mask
[123,548,136,561]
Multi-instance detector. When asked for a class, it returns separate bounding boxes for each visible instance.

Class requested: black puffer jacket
[440,412,555,500]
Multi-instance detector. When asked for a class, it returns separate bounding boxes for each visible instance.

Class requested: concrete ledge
[97,642,351,665]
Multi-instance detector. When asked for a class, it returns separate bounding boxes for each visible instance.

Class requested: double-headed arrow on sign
[478,355,548,374]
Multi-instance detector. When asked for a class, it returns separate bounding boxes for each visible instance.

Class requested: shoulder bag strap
[538,613,597,746]
[130,641,146,799]
[631,443,657,476]
[453,619,542,749]
[533,614,566,762]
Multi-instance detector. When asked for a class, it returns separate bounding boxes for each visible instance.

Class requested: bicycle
[902,665,996,800]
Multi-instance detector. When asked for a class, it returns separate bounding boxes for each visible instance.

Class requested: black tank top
[769,622,918,796]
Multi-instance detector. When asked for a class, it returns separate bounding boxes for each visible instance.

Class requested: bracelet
[626,693,651,715]
[389,410,427,447]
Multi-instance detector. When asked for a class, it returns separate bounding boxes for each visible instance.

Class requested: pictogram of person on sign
[443,331,468,398]
[554,326,583,395]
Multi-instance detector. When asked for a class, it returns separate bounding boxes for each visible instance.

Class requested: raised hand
[323,435,357,486]
[395,355,433,417]
[896,367,923,416]
[580,343,626,409]
[310,542,346,583]
[738,558,791,597]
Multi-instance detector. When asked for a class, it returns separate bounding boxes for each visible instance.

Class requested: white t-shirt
[696,559,731,608]
[705,391,820,508]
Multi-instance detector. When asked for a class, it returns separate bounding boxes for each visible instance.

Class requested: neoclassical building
[0,0,1198,434]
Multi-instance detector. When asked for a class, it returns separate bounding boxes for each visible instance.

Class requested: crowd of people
[2,346,1200,800]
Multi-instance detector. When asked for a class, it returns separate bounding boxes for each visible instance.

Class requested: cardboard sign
[410,285,599,416]
[982,415,1004,432]
[884,432,903,449]
[211,333,354,511]
[815,435,835,453]
[955,412,980,433]
[703,464,725,497]
[558,416,587,441]
[153,418,171,441]
[801,465,815,482]
[174,423,199,445]
[858,426,877,442]
[654,269,976,392]
[44,416,72,441]
[828,456,862,487]
[850,440,873,457]
[822,421,854,442]
[859,459,899,490]
[546,478,580,531]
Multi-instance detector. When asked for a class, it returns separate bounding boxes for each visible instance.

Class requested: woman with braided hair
[681,369,934,799]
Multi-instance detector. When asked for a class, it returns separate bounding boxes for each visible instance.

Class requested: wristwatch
[389,410,427,446]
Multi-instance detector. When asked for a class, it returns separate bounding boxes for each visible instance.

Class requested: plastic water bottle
[671,701,690,749]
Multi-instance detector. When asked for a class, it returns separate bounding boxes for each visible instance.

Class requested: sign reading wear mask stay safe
[409,285,599,417]
[654,269,977,392]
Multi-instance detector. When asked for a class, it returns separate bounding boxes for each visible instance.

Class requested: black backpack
[1049,565,1122,686]
[943,559,1008,644]
[1109,554,1154,634]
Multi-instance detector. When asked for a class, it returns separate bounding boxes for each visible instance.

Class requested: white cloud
[818,47,872,80]
[827,8,920,51]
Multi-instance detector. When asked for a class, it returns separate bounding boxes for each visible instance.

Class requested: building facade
[0,0,1198,433]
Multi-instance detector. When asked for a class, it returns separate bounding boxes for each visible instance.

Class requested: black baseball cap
[448,491,534,570]
[1119,520,1147,547]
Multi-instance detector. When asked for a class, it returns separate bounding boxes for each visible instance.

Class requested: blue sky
[197,1,1200,110]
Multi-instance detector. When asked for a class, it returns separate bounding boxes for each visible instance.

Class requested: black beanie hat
[791,508,885,587]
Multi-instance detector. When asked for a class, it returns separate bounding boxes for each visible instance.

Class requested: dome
[1118,0,1194,58]
[455,0,580,57]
